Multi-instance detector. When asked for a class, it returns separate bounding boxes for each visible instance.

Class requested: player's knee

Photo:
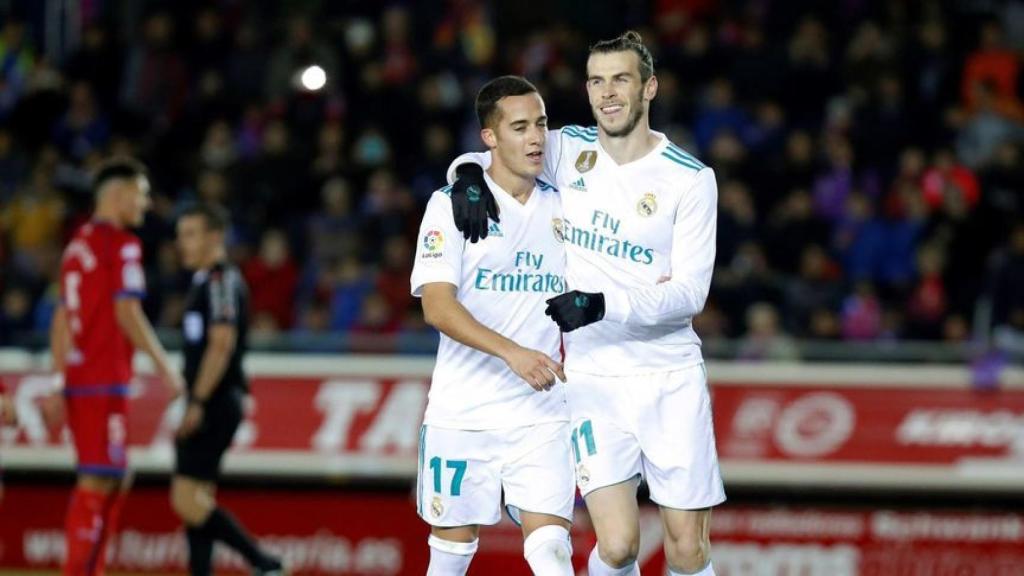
[598,535,639,568]
[169,488,189,520]
[664,533,709,573]
[170,484,202,525]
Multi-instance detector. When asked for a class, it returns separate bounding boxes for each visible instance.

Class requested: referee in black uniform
[171,203,283,576]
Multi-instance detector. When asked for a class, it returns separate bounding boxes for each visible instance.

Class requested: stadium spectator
[738,302,800,361]
[242,229,299,331]
[961,20,1020,112]
[327,258,374,332]
[0,20,34,119]
[990,224,1024,353]
[52,81,110,161]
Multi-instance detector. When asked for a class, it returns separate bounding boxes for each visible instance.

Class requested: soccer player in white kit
[411,76,576,576]
[446,32,725,576]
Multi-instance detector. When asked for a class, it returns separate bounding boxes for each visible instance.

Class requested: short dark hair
[179,202,230,233]
[92,157,148,195]
[589,30,655,83]
[475,75,538,128]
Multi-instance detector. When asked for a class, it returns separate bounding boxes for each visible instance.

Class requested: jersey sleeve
[602,167,718,326]
[444,128,564,185]
[410,191,466,297]
[208,268,240,324]
[542,128,566,183]
[113,237,146,300]
[445,151,491,184]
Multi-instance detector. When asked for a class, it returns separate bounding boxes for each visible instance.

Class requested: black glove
[451,163,499,243]
[545,290,605,332]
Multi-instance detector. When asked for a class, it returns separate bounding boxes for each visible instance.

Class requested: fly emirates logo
[474,250,565,293]
[560,210,655,265]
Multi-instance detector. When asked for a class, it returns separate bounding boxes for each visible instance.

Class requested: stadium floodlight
[299,64,327,91]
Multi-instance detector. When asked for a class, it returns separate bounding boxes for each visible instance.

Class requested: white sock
[427,535,478,576]
[670,561,715,575]
[587,546,639,576]
[523,525,573,576]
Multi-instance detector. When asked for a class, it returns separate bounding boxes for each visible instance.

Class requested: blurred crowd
[0,0,1022,357]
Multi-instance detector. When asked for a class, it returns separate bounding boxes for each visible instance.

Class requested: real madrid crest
[575,150,597,173]
[551,218,565,243]
[637,192,658,217]
[577,464,591,487]
[431,496,444,518]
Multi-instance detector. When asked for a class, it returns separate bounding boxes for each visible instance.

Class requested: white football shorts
[566,362,726,510]
[416,421,575,527]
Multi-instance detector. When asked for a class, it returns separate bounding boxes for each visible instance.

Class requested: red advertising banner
[713,386,1024,464]
[2,359,1023,489]
[0,484,593,575]
[709,507,1024,576]
[2,485,1022,575]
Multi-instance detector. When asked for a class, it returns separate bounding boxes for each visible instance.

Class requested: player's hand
[451,163,498,243]
[40,391,65,429]
[177,401,204,439]
[502,345,566,392]
[161,368,185,401]
[545,290,606,332]
[0,394,17,427]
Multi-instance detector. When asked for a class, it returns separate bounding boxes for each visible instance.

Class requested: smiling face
[586,50,658,138]
[482,92,548,179]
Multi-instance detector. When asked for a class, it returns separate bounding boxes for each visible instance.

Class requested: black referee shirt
[182,261,249,401]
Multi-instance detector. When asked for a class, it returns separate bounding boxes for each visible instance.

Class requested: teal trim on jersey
[665,144,703,164]
[564,132,596,143]
[564,125,597,137]
[563,126,597,142]
[661,149,702,171]
[439,185,453,196]
[417,425,426,515]
[535,178,558,192]
[665,144,706,169]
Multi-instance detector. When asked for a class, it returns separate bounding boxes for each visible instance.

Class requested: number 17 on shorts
[417,428,468,525]
[417,425,501,528]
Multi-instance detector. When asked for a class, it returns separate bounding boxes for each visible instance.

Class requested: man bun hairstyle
[590,30,655,82]
[475,75,539,129]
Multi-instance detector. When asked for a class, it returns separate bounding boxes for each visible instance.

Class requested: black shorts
[175,389,244,482]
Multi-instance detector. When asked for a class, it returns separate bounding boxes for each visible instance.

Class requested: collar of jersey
[592,129,670,168]
[483,171,538,214]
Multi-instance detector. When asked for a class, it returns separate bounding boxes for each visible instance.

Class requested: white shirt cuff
[601,289,630,324]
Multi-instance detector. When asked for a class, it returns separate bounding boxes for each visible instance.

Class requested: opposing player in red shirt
[48,157,182,576]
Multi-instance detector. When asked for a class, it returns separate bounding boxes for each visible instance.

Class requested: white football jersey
[448,126,718,375]
[411,172,569,429]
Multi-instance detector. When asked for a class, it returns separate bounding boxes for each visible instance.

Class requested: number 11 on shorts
[571,419,596,463]
[429,457,467,496]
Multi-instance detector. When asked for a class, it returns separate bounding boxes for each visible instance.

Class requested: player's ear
[644,75,658,103]
[481,127,498,150]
